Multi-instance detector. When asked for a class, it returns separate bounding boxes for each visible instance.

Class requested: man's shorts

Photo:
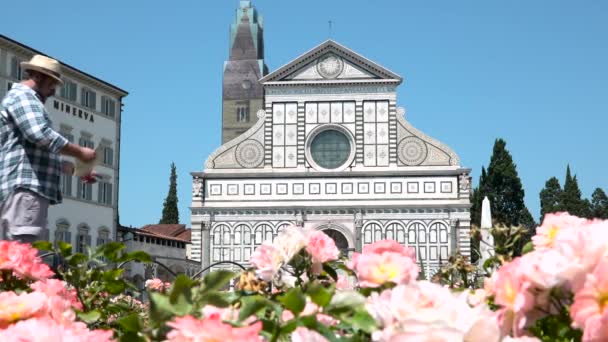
[0,189,49,240]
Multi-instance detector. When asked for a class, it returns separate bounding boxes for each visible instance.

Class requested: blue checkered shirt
[0,83,68,204]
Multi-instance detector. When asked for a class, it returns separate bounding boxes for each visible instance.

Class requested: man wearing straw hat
[0,54,97,243]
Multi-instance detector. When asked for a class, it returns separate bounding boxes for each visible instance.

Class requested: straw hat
[21,55,63,85]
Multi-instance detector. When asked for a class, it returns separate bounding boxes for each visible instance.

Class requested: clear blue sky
[3,1,607,226]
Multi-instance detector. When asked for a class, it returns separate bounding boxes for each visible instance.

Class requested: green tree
[591,188,608,219]
[539,177,563,223]
[561,165,591,218]
[484,139,527,227]
[159,162,179,224]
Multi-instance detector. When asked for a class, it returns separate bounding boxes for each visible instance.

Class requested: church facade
[191,2,472,277]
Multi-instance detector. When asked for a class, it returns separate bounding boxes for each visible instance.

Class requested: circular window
[309,129,352,169]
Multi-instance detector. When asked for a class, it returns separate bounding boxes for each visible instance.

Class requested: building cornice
[193,167,471,179]
[0,35,128,98]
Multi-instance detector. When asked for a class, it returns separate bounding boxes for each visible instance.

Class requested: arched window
[253,223,273,246]
[76,224,91,253]
[55,219,72,246]
[385,222,406,245]
[362,222,382,245]
[97,227,110,246]
[211,224,231,263]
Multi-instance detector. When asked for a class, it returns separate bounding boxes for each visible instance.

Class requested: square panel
[227,184,239,195]
[272,103,285,124]
[309,183,320,195]
[377,123,389,144]
[325,183,337,194]
[305,103,318,123]
[285,125,298,145]
[343,102,355,123]
[363,122,376,144]
[331,102,343,123]
[285,103,298,124]
[441,181,453,193]
[277,183,288,195]
[376,101,389,122]
[424,182,436,193]
[374,182,386,194]
[285,146,298,168]
[318,103,330,123]
[272,146,285,168]
[390,182,402,194]
[293,183,304,195]
[377,145,389,166]
[407,182,419,194]
[272,125,285,146]
[358,182,369,194]
[364,145,376,167]
[260,183,272,195]
[363,102,376,122]
[341,183,353,194]
[244,184,255,195]
[209,184,222,196]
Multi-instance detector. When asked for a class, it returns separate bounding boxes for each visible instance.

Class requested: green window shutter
[90,91,97,110]
[107,184,113,206]
[70,82,77,101]
[10,57,19,79]
[101,96,106,114]
[109,100,116,118]
[86,235,92,246]
[80,88,86,106]
[65,231,72,244]
[98,183,103,203]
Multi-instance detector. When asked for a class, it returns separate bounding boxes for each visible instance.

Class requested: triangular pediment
[260,40,402,83]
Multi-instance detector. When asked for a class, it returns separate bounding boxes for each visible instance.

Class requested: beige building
[0,34,127,249]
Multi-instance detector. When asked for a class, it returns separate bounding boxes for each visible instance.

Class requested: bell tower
[221,1,268,144]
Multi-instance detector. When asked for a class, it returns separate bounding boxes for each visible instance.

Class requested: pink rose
[166,315,261,342]
[306,230,340,273]
[571,256,608,342]
[249,242,284,282]
[0,241,53,280]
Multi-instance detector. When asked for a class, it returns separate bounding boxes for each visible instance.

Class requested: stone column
[201,214,212,275]
[354,211,363,252]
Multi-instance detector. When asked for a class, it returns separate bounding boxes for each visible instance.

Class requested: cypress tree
[539,177,563,223]
[484,139,527,227]
[159,162,179,224]
[591,188,608,219]
[561,166,591,218]
[470,167,487,227]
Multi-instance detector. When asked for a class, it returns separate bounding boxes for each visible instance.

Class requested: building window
[63,132,74,143]
[60,174,72,197]
[101,96,116,118]
[102,146,113,166]
[79,136,94,149]
[7,82,13,92]
[98,182,113,206]
[236,104,250,122]
[96,229,110,246]
[76,225,91,253]
[309,128,352,170]
[60,79,77,102]
[10,57,22,80]
[80,87,97,110]
[77,179,92,201]
[55,220,72,246]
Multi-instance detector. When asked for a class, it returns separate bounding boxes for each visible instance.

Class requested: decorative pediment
[260,40,402,84]
[395,107,460,166]
[205,110,266,169]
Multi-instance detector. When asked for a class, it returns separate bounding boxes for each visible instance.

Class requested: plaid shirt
[0,83,68,204]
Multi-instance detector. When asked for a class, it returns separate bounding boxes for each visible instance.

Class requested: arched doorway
[321,228,350,256]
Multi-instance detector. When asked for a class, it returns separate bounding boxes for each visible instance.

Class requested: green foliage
[562,165,592,218]
[591,187,608,219]
[159,162,179,224]
[528,308,583,342]
[540,176,563,222]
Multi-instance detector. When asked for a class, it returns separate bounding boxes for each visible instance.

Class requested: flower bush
[1,213,607,341]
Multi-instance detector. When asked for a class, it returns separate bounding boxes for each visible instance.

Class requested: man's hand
[81,170,99,184]
[78,147,96,163]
